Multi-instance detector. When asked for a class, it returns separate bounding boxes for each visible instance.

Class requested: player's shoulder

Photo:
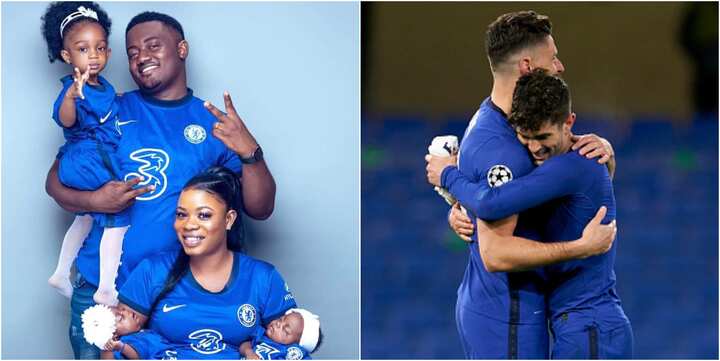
[547,150,609,179]
[563,150,606,171]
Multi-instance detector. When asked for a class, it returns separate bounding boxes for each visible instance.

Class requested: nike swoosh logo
[100,110,113,124]
[162,304,186,312]
[115,120,138,135]
[116,120,137,127]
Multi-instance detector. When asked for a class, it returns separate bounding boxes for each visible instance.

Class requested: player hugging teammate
[425,10,632,359]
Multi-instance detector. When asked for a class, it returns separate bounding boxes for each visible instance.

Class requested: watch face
[242,146,263,164]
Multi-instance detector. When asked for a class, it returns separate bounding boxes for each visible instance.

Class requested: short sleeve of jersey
[118,256,170,316]
[217,147,242,175]
[118,329,174,360]
[261,268,297,325]
[52,76,75,128]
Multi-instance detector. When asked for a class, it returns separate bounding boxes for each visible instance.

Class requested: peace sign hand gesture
[68,67,90,100]
[204,91,259,158]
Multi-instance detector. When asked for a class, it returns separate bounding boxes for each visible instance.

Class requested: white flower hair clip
[81,304,116,348]
[60,6,99,37]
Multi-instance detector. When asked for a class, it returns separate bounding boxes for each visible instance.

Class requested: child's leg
[93,226,129,306]
[49,214,94,298]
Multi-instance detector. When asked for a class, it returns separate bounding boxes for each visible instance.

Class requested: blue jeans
[69,274,101,359]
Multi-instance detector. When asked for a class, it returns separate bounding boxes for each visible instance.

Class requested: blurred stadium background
[361,2,718,359]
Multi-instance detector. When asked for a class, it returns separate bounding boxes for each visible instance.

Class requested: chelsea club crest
[237,304,257,327]
[184,124,206,144]
[286,347,304,360]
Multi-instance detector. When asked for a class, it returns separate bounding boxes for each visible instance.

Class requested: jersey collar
[187,251,241,295]
[139,88,194,107]
[487,98,508,119]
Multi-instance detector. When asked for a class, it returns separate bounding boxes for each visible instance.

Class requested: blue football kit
[53,75,129,227]
[68,89,243,358]
[250,327,311,360]
[118,251,297,359]
[451,98,551,359]
[114,329,242,359]
[74,89,242,289]
[442,147,633,358]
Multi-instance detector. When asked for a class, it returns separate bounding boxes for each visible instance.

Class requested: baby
[241,308,323,360]
[98,303,150,359]
[99,303,239,360]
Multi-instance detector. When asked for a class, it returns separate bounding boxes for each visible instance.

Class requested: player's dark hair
[486,10,552,72]
[41,1,112,63]
[126,11,185,40]
[147,166,244,320]
[508,68,571,132]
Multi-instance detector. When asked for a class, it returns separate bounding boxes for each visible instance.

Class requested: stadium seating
[361,114,718,358]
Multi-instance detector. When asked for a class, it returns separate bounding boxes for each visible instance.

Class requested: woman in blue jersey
[116,166,296,359]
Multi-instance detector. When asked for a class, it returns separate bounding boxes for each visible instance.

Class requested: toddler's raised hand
[69,67,90,100]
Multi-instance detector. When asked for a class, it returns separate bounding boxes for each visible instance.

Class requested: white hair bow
[60,6,99,37]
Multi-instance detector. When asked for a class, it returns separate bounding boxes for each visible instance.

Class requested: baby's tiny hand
[103,338,122,352]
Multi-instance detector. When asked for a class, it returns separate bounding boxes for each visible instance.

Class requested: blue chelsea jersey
[117,329,243,360]
[52,75,120,149]
[251,328,311,360]
[75,89,242,287]
[452,97,549,325]
[119,252,297,359]
[444,148,627,329]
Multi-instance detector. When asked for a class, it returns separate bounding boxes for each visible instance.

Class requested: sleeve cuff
[440,166,460,189]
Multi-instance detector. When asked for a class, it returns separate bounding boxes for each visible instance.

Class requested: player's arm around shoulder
[571,133,616,179]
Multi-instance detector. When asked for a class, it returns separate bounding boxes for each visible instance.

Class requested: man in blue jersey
[45,12,275,359]
[423,11,618,359]
[428,69,633,358]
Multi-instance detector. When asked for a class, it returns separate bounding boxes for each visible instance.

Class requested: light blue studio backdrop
[2,2,359,359]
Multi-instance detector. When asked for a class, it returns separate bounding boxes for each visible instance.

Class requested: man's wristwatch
[240,146,264,164]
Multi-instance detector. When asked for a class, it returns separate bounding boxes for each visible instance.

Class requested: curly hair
[126,11,185,40]
[486,11,552,71]
[508,68,570,132]
[41,1,111,63]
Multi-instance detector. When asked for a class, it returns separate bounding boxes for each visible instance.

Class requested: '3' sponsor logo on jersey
[255,343,280,359]
[188,329,226,355]
[124,148,170,201]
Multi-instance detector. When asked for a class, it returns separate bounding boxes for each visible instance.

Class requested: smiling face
[125,21,187,97]
[174,188,237,257]
[516,114,574,165]
[60,21,110,81]
[113,303,147,336]
[527,35,564,76]
[266,312,304,345]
